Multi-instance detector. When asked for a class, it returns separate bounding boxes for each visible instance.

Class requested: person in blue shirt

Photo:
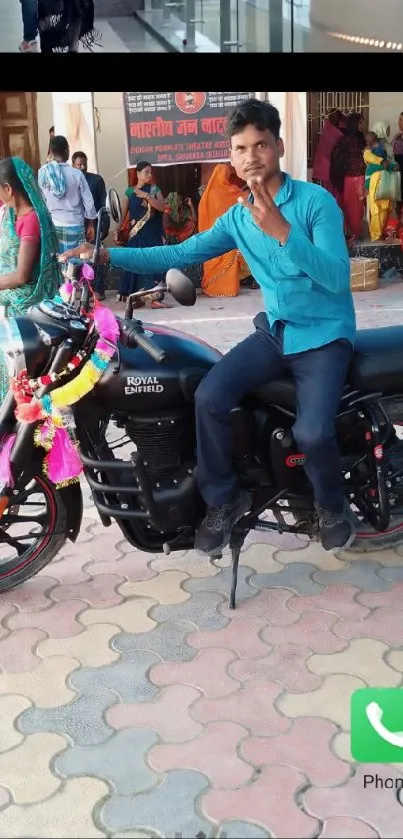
[61,98,356,556]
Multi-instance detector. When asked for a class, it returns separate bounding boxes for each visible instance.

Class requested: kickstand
[229,529,246,610]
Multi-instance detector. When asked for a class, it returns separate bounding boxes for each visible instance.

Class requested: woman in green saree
[0,157,62,404]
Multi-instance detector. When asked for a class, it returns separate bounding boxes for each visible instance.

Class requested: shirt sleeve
[108,212,236,274]
[16,211,41,243]
[78,172,97,220]
[281,189,350,294]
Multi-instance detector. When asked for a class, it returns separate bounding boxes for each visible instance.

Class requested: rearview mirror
[106,189,122,225]
[165,269,196,307]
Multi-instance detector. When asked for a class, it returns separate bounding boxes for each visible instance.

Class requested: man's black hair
[50,135,69,160]
[227,98,281,141]
[72,151,87,163]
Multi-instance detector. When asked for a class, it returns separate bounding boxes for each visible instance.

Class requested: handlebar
[119,320,168,364]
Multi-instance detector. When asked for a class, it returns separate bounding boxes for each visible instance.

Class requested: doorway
[307,92,370,168]
[0,93,40,172]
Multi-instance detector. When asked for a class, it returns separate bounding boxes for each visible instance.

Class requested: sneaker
[318,502,355,552]
[19,39,38,53]
[194,490,252,556]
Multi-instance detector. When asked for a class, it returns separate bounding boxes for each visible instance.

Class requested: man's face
[230,125,284,183]
[73,156,87,173]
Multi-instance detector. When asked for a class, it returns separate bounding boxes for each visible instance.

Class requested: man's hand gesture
[239,176,291,245]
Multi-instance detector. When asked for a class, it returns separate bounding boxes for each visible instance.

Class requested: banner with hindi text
[123,92,255,167]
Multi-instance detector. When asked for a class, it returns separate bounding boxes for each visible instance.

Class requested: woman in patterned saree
[0,157,61,404]
[114,161,169,308]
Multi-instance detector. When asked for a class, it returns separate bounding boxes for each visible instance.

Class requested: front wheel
[347,508,403,553]
[0,474,69,591]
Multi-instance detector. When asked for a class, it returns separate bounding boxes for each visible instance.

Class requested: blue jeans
[195,315,352,512]
[20,0,38,41]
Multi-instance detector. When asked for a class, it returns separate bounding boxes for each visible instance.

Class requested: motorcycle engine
[124,412,195,480]
[116,411,201,532]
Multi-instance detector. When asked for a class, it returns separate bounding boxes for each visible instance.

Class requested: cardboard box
[350,257,379,292]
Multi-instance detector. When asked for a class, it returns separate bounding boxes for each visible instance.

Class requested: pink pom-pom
[59,282,74,302]
[82,263,94,282]
[96,338,116,357]
[93,305,119,343]
[45,426,82,485]
[0,434,16,488]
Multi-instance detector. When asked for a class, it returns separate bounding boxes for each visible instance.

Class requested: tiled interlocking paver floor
[2,285,403,836]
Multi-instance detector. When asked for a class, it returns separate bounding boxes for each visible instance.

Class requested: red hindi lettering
[130,117,174,139]
[200,116,227,134]
[176,119,199,137]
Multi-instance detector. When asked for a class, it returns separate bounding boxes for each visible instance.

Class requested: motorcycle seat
[253,325,403,410]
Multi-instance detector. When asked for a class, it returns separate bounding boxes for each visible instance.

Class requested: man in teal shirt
[62,98,356,555]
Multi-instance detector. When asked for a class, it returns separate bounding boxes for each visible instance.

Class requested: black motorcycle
[1,189,403,608]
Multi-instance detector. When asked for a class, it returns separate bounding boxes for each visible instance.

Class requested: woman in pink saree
[312,110,346,200]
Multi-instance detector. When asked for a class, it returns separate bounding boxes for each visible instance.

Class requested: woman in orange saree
[198,163,252,297]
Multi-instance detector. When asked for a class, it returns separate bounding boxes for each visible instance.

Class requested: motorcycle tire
[347,511,403,553]
[0,473,69,592]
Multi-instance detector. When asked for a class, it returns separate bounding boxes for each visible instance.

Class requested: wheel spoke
[0,530,30,555]
[0,477,53,568]
[2,512,47,525]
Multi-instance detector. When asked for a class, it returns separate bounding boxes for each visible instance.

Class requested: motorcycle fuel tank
[92,322,222,413]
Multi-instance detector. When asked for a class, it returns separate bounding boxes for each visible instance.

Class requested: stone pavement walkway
[1,286,403,837]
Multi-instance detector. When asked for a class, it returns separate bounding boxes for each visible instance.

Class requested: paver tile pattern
[1,287,403,836]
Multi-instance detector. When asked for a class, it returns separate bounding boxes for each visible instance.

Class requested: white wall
[37,91,128,204]
[268,92,307,180]
[52,92,97,174]
[36,92,53,164]
[93,92,128,202]
[37,91,97,172]
[369,92,403,135]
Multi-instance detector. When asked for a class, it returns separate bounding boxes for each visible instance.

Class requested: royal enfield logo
[125,376,164,395]
[285,453,307,468]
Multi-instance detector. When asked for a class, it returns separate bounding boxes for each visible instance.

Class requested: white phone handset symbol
[366,701,403,748]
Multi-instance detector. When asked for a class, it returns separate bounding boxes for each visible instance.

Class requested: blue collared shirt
[109,173,355,355]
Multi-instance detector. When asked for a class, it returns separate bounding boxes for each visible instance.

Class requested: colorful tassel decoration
[0,434,16,488]
[11,293,120,489]
[44,426,82,487]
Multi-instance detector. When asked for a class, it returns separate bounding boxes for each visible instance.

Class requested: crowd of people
[312,108,403,244]
[112,160,258,308]
[0,138,261,397]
